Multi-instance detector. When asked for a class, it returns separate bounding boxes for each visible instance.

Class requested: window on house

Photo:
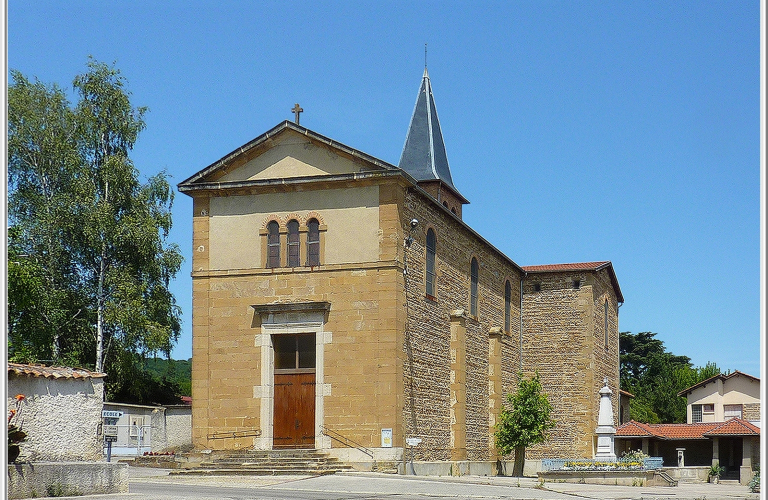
[504,280,511,333]
[703,404,714,413]
[692,404,703,423]
[470,257,479,317]
[534,283,541,292]
[267,221,281,268]
[426,228,436,298]
[724,404,742,419]
[306,218,320,267]
[129,415,144,437]
[287,219,300,267]
[573,279,581,289]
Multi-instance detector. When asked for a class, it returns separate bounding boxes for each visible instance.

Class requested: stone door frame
[252,302,332,451]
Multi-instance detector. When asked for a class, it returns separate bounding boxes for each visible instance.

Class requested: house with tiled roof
[178,68,624,474]
[7,362,106,462]
[616,371,760,485]
[678,371,760,425]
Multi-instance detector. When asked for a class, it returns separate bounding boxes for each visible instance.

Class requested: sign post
[102,411,123,462]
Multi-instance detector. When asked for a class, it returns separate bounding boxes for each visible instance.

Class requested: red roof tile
[617,419,760,440]
[7,362,106,380]
[521,261,611,272]
[521,261,624,303]
[616,420,655,437]
[704,418,760,436]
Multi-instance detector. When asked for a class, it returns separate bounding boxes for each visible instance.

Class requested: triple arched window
[263,217,323,269]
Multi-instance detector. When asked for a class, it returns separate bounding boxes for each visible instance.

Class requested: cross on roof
[292,103,303,125]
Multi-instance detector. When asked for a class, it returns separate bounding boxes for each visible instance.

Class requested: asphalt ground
[35,466,761,500]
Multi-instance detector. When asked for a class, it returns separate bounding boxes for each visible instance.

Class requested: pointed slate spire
[398,68,463,198]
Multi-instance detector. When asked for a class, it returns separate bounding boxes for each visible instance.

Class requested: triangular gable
[178,121,399,192]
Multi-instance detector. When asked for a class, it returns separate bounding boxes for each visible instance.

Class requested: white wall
[8,375,104,462]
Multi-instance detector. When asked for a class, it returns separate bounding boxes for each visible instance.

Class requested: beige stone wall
[189,168,620,463]
[207,186,380,270]
[190,180,406,452]
[521,268,620,459]
[217,131,374,182]
[401,189,523,461]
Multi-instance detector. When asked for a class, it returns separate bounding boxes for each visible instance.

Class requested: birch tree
[8,60,183,382]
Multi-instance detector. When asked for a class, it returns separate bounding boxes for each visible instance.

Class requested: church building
[178,69,623,472]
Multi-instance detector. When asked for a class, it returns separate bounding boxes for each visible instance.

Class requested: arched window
[306,218,320,267]
[426,228,436,297]
[267,221,281,268]
[470,257,479,317]
[604,299,609,349]
[504,280,512,333]
[287,220,300,267]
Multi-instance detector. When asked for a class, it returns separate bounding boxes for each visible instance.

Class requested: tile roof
[522,261,624,303]
[521,261,611,272]
[704,418,760,436]
[616,419,759,440]
[8,362,106,380]
[678,370,760,396]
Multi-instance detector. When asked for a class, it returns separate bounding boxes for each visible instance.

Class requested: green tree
[494,372,555,476]
[620,331,722,423]
[8,60,183,399]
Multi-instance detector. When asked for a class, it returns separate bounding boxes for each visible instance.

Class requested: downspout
[519,273,527,373]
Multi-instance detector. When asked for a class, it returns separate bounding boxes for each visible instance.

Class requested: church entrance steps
[171,449,353,476]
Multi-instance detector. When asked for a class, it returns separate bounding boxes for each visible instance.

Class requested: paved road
[46,467,760,500]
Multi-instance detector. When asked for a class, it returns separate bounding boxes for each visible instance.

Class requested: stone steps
[174,449,352,476]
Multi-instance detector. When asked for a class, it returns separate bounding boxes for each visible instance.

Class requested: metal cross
[292,103,303,125]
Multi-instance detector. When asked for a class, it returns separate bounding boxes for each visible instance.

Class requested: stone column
[740,437,753,486]
[449,310,467,461]
[594,378,616,460]
[488,327,503,463]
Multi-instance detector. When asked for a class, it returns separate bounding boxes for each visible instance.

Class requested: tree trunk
[512,445,525,476]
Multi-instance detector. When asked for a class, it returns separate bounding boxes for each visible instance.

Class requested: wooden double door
[273,334,316,449]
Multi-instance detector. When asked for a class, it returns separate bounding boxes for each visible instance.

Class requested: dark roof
[8,362,106,380]
[677,370,760,397]
[522,261,624,304]
[398,68,467,203]
[617,418,760,440]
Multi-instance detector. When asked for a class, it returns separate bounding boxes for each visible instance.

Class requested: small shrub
[748,465,760,493]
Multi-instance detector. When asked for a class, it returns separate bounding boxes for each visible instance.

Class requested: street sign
[102,410,123,418]
[104,436,118,442]
[103,425,119,437]
[405,437,422,446]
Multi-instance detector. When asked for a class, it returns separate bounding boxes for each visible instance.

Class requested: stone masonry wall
[402,188,522,461]
[522,268,620,459]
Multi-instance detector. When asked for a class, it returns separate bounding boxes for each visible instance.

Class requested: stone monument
[594,377,617,460]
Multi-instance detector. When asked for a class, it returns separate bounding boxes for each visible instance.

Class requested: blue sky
[8,2,762,376]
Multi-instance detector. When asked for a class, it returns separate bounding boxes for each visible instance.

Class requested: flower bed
[562,460,644,471]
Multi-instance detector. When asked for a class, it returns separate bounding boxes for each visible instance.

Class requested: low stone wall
[538,470,669,487]
[7,462,128,499]
[397,461,497,476]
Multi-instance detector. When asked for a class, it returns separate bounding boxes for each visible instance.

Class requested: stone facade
[179,121,622,468]
[522,266,621,458]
